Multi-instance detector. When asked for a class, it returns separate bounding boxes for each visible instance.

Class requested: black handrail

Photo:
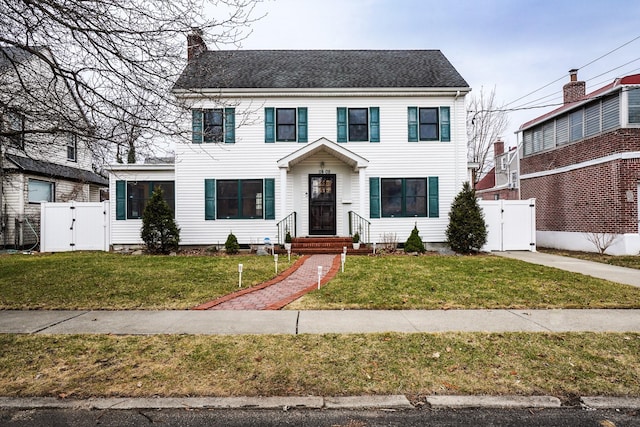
[348,211,370,244]
[276,212,297,245]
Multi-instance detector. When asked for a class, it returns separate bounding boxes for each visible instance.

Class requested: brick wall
[477,188,519,201]
[521,159,639,234]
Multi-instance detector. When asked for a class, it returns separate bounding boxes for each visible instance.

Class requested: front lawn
[288,254,640,310]
[0,252,296,310]
[1,332,638,398]
[2,252,640,310]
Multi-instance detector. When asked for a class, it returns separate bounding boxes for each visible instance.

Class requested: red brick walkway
[192,254,341,310]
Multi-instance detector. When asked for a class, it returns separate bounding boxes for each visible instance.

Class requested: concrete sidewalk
[2,309,639,335]
[495,251,640,288]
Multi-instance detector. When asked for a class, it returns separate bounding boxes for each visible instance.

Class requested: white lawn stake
[343,246,347,254]
[238,263,243,287]
[274,253,279,274]
[317,265,323,289]
[287,246,291,262]
[341,252,346,273]
[372,242,377,254]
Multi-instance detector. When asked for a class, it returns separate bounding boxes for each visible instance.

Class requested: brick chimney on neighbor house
[493,138,505,158]
[563,69,586,104]
[187,28,207,61]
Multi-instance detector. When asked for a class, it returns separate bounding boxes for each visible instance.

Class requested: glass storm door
[309,174,336,235]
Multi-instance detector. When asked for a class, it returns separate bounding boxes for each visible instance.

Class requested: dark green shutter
[337,107,347,142]
[192,109,203,143]
[369,107,380,142]
[264,178,275,220]
[408,107,418,142]
[265,107,275,143]
[369,177,380,219]
[297,107,308,143]
[439,107,450,142]
[224,108,235,143]
[204,179,216,220]
[428,176,439,218]
[116,180,126,220]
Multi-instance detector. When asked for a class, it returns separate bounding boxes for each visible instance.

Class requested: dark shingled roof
[6,154,108,186]
[174,50,469,90]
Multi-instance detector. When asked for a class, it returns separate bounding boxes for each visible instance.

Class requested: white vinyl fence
[479,199,536,252]
[40,201,110,252]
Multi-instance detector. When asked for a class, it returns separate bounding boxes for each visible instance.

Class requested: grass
[0,252,297,310]
[1,332,638,399]
[287,254,640,310]
[539,248,640,270]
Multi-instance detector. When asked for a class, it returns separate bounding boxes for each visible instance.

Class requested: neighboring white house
[108,32,471,248]
[1,46,107,249]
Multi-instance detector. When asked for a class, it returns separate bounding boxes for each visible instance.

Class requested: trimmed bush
[140,187,180,254]
[225,232,240,254]
[446,182,487,254]
[404,224,426,253]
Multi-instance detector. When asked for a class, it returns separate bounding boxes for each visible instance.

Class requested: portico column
[358,167,366,216]
[280,166,288,220]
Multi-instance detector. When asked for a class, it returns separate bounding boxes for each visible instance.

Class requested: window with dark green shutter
[369,177,380,219]
[338,107,380,142]
[266,107,307,142]
[204,179,216,220]
[264,178,275,219]
[408,107,418,142]
[116,180,126,220]
[337,107,347,142]
[439,107,450,142]
[377,177,437,218]
[193,108,234,143]
[428,176,439,218]
[369,107,380,142]
[408,107,449,142]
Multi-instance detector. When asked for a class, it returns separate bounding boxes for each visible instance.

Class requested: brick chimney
[493,138,504,158]
[563,69,586,104]
[187,28,207,61]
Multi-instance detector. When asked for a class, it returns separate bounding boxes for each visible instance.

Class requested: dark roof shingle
[174,50,469,90]
[6,154,107,186]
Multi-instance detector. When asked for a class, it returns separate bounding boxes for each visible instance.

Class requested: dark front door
[309,174,336,235]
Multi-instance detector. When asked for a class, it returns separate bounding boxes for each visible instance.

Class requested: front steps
[290,237,371,255]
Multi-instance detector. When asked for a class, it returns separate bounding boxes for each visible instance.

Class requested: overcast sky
[223,0,640,147]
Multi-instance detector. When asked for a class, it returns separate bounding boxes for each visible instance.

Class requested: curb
[1,395,639,410]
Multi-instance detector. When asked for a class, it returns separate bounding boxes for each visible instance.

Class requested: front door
[309,174,336,235]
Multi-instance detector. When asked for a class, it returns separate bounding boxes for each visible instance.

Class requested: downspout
[454,90,461,186]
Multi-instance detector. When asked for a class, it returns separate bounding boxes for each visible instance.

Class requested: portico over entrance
[277,138,369,238]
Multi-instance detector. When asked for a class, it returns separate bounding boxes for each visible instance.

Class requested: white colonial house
[108,32,471,250]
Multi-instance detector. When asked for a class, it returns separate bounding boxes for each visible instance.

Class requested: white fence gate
[40,201,110,252]
[479,199,536,252]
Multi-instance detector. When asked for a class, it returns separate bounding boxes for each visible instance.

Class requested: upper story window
[337,107,379,143]
[6,111,25,149]
[522,92,621,156]
[408,106,450,142]
[28,179,54,203]
[264,107,307,142]
[66,133,77,162]
[192,108,235,144]
[628,88,640,124]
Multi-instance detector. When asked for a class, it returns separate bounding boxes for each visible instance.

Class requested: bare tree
[0,0,262,165]
[467,86,509,184]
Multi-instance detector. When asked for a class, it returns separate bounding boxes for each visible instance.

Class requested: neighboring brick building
[476,138,520,201]
[517,70,640,255]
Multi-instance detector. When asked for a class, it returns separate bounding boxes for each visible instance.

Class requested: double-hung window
[216,179,264,219]
[336,107,380,142]
[192,108,235,143]
[67,133,77,161]
[628,88,640,124]
[408,106,450,142]
[264,107,307,142]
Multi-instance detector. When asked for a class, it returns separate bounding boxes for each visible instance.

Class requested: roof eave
[173,86,471,99]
